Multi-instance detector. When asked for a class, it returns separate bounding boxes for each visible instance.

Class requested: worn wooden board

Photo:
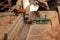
[57,6,60,23]
[0,12,18,40]
[26,11,60,40]
[57,6,60,17]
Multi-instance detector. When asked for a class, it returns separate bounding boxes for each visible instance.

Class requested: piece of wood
[26,11,60,40]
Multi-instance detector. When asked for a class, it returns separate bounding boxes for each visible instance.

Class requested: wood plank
[57,6,60,23]
[26,11,59,40]
[57,6,60,17]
